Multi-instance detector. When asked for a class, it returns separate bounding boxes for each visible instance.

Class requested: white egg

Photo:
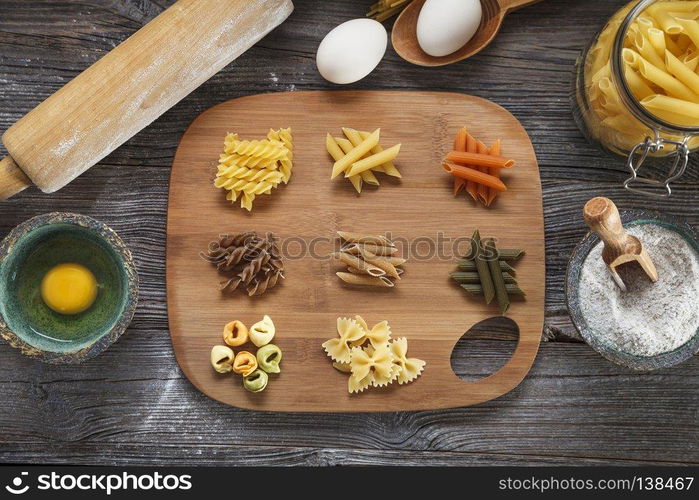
[316,19,387,84]
[417,0,483,57]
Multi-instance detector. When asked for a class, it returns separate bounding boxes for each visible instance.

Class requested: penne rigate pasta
[647,4,684,34]
[641,94,699,125]
[334,135,364,193]
[634,52,698,101]
[624,65,656,100]
[346,144,401,177]
[333,233,405,289]
[327,127,402,192]
[476,140,490,206]
[331,129,380,179]
[336,272,395,288]
[665,49,699,94]
[344,245,407,266]
[464,131,479,201]
[676,17,699,47]
[360,168,380,186]
[358,130,402,178]
[452,127,468,195]
[347,245,400,279]
[442,162,508,191]
[326,133,345,161]
[348,242,399,256]
[332,252,386,277]
[485,139,502,207]
[444,151,515,169]
[337,231,395,247]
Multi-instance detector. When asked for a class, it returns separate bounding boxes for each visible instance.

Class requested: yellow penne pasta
[641,94,699,125]
[637,15,656,37]
[341,127,388,174]
[681,48,699,70]
[358,130,402,178]
[360,169,380,186]
[330,129,380,179]
[343,128,402,178]
[665,33,683,56]
[635,31,667,70]
[675,17,699,47]
[652,1,699,12]
[623,47,642,69]
[647,27,667,57]
[624,66,656,100]
[635,53,699,101]
[333,136,364,192]
[665,49,699,94]
[326,133,345,161]
[647,5,684,34]
[346,144,401,177]
[348,175,363,193]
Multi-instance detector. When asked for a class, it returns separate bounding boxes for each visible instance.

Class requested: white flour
[578,223,699,356]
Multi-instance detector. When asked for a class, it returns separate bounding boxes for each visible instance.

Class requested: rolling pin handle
[0,155,32,200]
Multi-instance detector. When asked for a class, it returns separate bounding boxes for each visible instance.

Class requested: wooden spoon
[392,0,543,67]
[583,197,658,292]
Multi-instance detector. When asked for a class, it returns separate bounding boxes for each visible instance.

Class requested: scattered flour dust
[579,223,699,357]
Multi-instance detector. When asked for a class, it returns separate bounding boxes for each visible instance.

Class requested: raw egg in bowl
[0,213,138,363]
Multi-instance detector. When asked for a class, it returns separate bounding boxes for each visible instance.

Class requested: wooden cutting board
[167,91,544,412]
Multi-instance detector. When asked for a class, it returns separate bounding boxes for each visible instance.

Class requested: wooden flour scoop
[583,197,658,292]
[0,0,294,200]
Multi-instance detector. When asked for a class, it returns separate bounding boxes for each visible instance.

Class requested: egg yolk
[41,263,98,315]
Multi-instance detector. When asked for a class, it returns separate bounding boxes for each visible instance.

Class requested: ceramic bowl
[0,213,138,363]
[566,210,699,371]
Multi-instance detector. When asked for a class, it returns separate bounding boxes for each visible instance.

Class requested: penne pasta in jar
[573,0,699,196]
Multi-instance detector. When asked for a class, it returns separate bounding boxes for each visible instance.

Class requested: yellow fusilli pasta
[215,129,294,211]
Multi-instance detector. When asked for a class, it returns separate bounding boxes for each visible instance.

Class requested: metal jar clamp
[624,134,689,198]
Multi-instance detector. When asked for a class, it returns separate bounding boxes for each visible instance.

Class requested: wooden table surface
[1,0,697,466]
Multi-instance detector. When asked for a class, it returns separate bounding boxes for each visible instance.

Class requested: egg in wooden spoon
[392,0,543,67]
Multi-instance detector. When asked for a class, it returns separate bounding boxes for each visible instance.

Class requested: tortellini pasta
[243,369,269,393]
[250,315,276,347]
[257,344,282,373]
[232,351,258,377]
[210,345,235,374]
[223,320,249,347]
[322,315,426,394]
[209,316,283,394]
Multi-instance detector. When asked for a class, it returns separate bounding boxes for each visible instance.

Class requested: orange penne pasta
[453,127,468,196]
[464,133,479,201]
[445,151,515,169]
[476,141,489,205]
[486,139,502,206]
[442,162,507,191]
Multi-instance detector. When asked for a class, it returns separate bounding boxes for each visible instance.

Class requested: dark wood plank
[1,0,698,465]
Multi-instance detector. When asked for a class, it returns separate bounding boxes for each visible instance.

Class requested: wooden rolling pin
[0,0,294,199]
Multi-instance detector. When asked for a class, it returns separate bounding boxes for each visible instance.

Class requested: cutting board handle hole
[450,317,519,383]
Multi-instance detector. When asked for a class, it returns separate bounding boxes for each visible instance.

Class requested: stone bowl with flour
[567,210,699,371]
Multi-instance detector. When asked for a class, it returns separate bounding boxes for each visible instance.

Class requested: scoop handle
[498,0,544,12]
[0,156,32,200]
[583,197,633,260]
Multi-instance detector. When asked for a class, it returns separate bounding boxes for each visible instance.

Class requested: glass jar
[573,0,699,197]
